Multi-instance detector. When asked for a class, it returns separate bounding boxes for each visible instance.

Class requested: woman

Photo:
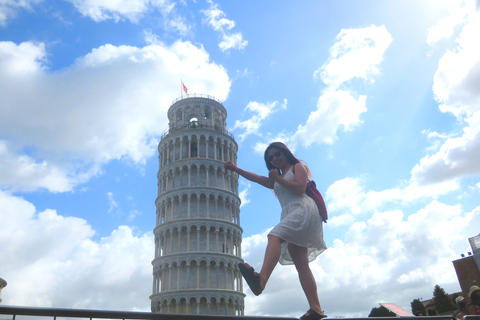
[224,142,327,320]
[468,285,480,315]
[455,298,468,319]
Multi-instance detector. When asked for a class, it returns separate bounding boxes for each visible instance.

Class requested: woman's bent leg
[288,243,324,316]
[258,234,282,290]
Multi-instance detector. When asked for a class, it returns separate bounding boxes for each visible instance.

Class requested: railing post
[0,278,6,303]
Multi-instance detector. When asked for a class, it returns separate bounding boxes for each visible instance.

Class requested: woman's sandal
[300,309,328,320]
[238,262,263,296]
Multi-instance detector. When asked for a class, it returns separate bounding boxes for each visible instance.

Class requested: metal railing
[171,95,224,105]
[1,306,479,320]
[341,318,479,320]
[0,306,295,320]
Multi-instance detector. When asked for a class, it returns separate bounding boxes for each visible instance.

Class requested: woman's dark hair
[264,142,300,173]
[472,290,480,302]
[459,299,468,311]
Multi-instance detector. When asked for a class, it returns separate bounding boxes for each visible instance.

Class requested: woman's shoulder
[293,162,312,179]
[293,162,308,171]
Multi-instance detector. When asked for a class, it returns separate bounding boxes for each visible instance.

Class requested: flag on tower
[182,81,188,95]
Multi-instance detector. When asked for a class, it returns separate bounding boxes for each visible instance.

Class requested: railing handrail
[171,94,224,105]
[1,305,479,320]
[0,305,296,320]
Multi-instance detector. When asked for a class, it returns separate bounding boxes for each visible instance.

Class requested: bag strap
[293,162,312,183]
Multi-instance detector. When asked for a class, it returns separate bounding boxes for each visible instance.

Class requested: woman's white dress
[268,167,327,265]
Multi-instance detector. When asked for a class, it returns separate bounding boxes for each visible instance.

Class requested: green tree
[411,298,426,316]
[433,284,456,313]
[368,306,396,317]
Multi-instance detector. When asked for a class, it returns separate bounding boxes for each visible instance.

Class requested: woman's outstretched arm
[224,161,275,189]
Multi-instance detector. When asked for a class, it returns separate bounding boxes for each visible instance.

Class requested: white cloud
[164,15,190,35]
[107,192,118,213]
[423,129,456,140]
[235,67,252,78]
[202,3,235,31]
[293,25,391,148]
[239,181,251,208]
[325,177,365,216]
[202,0,248,52]
[127,209,142,221]
[426,0,474,46]
[219,32,248,52]
[0,191,154,310]
[324,175,460,228]
[314,25,393,90]
[422,129,458,152]
[411,113,480,184]
[251,132,293,155]
[0,0,42,26]
[293,90,367,146]
[0,141,66,192]
[0,40,46,74]
[65,0,190,35]
[469,181,480,192]
[433,15,480,119]
[234,101,281,141]
[239,25,390,150]
[0,37,230,192]
[66,0,159,23]
[412,10,480,185]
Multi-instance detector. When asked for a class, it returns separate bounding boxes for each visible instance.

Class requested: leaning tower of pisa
[150,95,245,316]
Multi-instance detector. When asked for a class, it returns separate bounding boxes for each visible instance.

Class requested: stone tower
[150,95,245,315]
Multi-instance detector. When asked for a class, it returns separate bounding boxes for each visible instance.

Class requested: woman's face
[267,148,287,169]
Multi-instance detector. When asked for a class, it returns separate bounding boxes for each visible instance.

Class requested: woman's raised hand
[224,161,237,172]
[268,168,280,181]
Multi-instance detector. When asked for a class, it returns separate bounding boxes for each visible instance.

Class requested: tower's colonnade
[150,96,245,316]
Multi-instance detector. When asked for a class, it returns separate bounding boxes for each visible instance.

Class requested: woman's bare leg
[288,243,324,316]
[257,234,283,290]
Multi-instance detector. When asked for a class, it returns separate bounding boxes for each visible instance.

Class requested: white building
[150,95,245,315]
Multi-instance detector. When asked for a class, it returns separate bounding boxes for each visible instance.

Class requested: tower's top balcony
[161,94,234,141]
[170,94,224,106]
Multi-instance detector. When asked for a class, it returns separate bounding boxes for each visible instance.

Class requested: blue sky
[1,0,480,317]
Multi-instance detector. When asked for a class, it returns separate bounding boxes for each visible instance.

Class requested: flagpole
[180,80,183,98]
